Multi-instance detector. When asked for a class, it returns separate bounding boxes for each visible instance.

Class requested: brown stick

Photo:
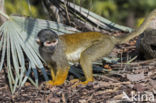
[0,0,7,26]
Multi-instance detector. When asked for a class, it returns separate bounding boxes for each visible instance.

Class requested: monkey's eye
[46,41,52,44]
[44,40,58,47]
[52,40,57,43]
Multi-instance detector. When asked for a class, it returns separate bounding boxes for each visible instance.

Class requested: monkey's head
[36,29,59,54]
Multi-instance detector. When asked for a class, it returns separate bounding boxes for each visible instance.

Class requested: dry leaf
[127,72,145,82]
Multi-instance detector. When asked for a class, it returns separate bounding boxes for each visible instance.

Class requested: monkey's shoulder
[59,32,113,62]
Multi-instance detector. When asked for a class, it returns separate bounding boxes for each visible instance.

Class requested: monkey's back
[59,32,111,62]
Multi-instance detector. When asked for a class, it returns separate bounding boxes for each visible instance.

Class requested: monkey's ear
[44,40,58,47]
[36,38,41,45]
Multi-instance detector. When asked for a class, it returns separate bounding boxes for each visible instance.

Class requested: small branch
[0,11,9,20]
[0,0,8,25]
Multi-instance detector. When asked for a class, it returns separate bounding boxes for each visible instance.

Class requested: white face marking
[44,39,58,47]
[66,48,85,62]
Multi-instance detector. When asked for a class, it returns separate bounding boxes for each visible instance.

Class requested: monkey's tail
[116,9,156,44]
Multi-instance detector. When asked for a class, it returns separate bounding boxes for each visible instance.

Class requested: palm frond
[64,0,132,32]
[45,0,132,32]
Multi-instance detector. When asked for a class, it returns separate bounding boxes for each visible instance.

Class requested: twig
[0,0,9,25]
[0,11,9,20]
[113,58,156,67]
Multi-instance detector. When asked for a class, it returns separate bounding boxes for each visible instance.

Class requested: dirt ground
[0,40,156,103]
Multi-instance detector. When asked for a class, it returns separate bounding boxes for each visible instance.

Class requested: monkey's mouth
[151,44,156,50]
[44,46,56,54]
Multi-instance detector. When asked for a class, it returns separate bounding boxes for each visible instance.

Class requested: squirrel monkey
[36,9,156,86]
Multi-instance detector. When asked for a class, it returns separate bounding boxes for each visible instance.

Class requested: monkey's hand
[44,67,70,88]
[44,80,65,88]
[44,81,54,88]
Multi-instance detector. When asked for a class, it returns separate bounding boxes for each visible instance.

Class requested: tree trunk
[0,0,7,26]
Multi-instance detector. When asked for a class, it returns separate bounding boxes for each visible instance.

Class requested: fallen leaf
[150,79,156,89]
[127,72,145,82]
[104,64,112,70]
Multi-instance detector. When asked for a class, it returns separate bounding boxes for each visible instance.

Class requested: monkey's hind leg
[73,40,114,87]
